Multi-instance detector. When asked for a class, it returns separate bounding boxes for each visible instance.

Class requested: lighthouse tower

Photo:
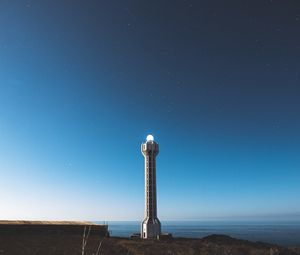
[141,134,161,239]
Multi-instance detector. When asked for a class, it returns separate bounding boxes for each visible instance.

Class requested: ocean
[98,221,300,247]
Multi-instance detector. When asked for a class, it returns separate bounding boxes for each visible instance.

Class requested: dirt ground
[0,234,299,255]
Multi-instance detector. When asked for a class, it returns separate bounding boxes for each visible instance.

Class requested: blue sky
[0,1,300,221]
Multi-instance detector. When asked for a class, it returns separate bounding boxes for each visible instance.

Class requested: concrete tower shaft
[141,138,161,239]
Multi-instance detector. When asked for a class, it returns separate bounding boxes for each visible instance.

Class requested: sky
[0,0,300,221]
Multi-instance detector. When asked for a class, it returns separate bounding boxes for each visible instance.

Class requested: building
[141,134,161,239]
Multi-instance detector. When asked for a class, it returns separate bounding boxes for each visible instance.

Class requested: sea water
[96,221,300,247]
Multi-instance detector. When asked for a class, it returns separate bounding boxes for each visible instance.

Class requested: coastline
[0,221,300,255]
[106,220,300,247]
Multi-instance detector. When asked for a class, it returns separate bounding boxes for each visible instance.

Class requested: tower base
[141,218,161,239]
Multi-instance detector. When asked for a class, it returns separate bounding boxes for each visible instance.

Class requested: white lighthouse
[141,134,161,239]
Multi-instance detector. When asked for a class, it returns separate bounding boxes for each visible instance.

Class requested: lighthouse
[141,134,161,239]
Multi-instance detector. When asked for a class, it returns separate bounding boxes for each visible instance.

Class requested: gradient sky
[0,0,300,221]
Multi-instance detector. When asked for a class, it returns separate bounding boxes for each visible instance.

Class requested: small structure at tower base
[157,233,173,240]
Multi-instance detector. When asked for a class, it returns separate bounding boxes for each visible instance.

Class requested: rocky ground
[0,234,300,255]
